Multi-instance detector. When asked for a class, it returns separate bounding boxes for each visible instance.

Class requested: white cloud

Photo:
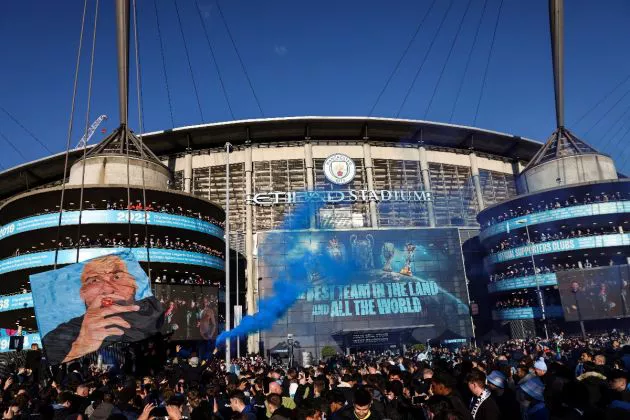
[274,45,288,56]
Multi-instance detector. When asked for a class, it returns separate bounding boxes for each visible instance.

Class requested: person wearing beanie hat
[519,377,548,420]
[487,371,520,419]
[487,371,506,390]
[533,358,547,377]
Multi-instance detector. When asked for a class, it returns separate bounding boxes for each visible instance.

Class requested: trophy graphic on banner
[381,242,395,272]
[327,237,344,261]
[350,234,374,270]
[399,243,416,277]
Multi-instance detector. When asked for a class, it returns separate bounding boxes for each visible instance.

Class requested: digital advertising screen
[154,285,218,341]
[557,265,630,321]
[258,228,473,355]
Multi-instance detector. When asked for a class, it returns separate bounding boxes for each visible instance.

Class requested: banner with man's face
[30,251,163,365]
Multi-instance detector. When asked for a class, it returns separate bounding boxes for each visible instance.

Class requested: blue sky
[1,0,629,171]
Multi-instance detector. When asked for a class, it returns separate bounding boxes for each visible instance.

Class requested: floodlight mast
[115,0,130,127]
[549,0,564,129]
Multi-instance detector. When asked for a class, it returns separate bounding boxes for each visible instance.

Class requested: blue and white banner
[487,273,557,293]
[486,233,630,264]
[480,202,630,241]
[0,293,33,312]
[31,251,162,365]
[492,305,563,321]
[0,248,224,275]
[0,210,224,241]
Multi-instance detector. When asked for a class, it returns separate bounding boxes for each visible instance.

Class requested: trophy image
[350,234,374,270]
[327,237,344,261]
[399,243,416,277]
[381,242,395,272]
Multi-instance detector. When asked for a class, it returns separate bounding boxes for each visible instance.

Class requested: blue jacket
[527,402,549,420]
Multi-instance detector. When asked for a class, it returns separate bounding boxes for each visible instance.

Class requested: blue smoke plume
[216,196,356,346]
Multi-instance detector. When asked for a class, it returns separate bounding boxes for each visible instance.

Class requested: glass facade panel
[252,159,307,231]
[373,159,430,227]
[429,163,478,226]
[479,169,518,207]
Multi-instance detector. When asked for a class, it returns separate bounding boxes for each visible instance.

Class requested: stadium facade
[0,125,227,352]
[478,127,630,338]
[0,116,542,357]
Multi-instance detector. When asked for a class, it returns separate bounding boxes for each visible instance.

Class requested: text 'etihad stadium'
[247,190,432,206]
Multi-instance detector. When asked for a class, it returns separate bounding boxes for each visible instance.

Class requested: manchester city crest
[323,153,356,185]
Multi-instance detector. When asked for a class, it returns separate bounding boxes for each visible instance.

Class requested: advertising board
[0,248,224,275]
[486,233,630,264]
[0,210,223,240]
[258,228,472,355]
[557,265,630,321]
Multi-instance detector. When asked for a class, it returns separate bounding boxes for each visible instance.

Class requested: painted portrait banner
[30,251,163,365]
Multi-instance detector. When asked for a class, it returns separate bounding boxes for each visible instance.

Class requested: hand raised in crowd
[63,294,139,363]
[166,404,182,420]
[138,403,155,420]
[2,377,12,391]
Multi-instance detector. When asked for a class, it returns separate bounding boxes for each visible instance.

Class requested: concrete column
[304,142,316,228]
[305,142,314,190]
[184,149,192,193]
[418,146,436,227]
[469,152,485,211]
[363,142,379,228]
[244,145,257,354]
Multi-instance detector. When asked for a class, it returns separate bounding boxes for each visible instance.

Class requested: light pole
[225,142,232,365]
[515,219,549,339]
[236,234,240,359]
[287,334,294,368]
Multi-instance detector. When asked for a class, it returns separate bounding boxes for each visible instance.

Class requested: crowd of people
[489,225,622,255]
[494,296,536,310]
[482,191,627,227]
[153,274,222,288]
[28,200,224,228]
[12,236,223,259]
[488,258,615,284]
[4,331,630,419]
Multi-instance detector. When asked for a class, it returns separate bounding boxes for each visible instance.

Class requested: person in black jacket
[266,393,294,420]
[24,344,42,384]
[431,371,472,420]
[486,370,519,419]
[338,387,383,420]
[465,369,501,420]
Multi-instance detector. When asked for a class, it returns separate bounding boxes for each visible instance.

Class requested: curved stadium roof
[0,116,542,200]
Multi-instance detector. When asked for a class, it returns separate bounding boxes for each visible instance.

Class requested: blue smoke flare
[215,193,470,348]
[216,197,356,346]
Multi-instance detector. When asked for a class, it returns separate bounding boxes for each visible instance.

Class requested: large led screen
[154,285,218,341]
[258,228,473,356]
[557,265,630,321]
